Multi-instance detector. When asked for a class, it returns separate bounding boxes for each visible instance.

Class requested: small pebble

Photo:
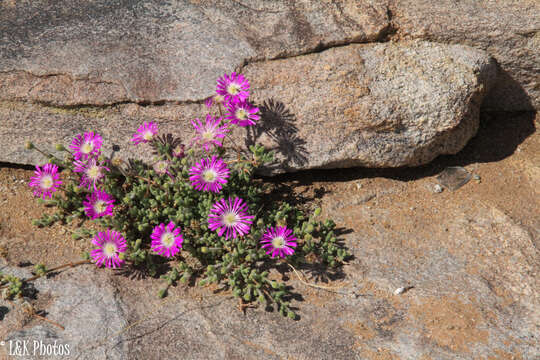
[394,287,406,295]
[433,184,443,193]
[355,182,363,190]
[394,286,414,295]
[473,174,481,181]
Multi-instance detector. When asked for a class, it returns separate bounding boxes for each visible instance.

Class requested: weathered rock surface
[1,41,496,173]
[245,41,496,171]
[0,262,128,359]
[0,0,389,105]
[391,0,540,111]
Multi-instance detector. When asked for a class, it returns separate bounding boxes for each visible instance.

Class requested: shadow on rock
[247,98,309,171]
[264,111,536,184]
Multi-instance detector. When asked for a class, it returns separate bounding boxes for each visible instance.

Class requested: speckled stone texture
[391,0,540,111]
[245,41,496,171]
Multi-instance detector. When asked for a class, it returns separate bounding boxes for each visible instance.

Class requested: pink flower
[189,156,230,193]
[83,190,115,219]
[216,72,250,103]
[260,226,297,259]
[208,197,254,239]
[91,229,127,268]
[150,221,183,258]
[28,163,62,199]
[73,157,110,190]
[225,99,260,127]
[70,131,102,160]
[131,122,158,145]
[191,115,229,151]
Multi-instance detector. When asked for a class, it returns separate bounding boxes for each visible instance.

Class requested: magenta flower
[70,131,102,160]
[189,156,230,193]
[73,157,110,190]
[131,122,158,145]
[91,229,127,268]
[150,221,183,258]
[28,163,62,199]
[260,226,297,259]
[83,190,115,219]
[208,197,254,239]
[225,99,260,127]
[216,72,250,102]
[191,115,229,151]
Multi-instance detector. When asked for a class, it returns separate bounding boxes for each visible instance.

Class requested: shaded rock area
[392,0,540,112]
[0,111,538,359]
[1,40,496,173]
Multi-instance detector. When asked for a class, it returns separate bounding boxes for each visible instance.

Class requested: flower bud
[55,143,65,151]
[24,141,34,150]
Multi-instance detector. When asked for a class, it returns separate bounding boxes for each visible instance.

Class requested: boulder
[0,41,496,173]
[391,0,540,111]
[0,0,389,105]
[244,40,496,171]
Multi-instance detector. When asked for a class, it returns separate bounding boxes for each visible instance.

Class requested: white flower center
[271,236,285,249]
[202,130,214,141]
[103,243,117,257]
[202,169,217,183]
[235,108,247,120]
[222,212,237,226]
[40,175,54,189]
[161,232,175,248]
[227,83,240,95]
[143,130,154,141]
[94,200,107,214]
[87,165,101,180]
[81,142,93,154]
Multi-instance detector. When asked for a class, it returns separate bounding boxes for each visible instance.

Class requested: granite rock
[244,40,496,171]
[391,0,540,111]
[1,41,496,173]
[0,0,389,105]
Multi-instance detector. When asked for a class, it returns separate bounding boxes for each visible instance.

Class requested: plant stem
[286,263,348,294]
[0,260,92,290]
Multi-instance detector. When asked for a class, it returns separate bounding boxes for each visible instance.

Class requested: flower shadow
[246,99,309,171]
